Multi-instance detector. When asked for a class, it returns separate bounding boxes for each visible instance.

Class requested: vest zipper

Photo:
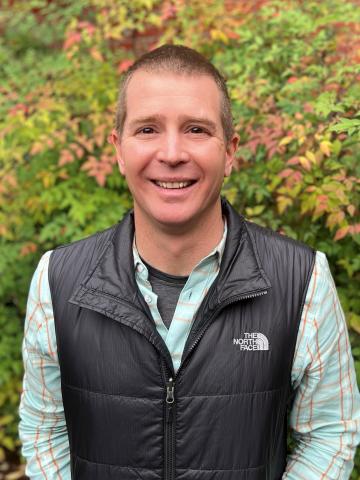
[164,376,175,480]
[161,289,268,479]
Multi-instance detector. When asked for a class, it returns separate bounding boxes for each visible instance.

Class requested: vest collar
[74,198,270,303]
[212,198,271,305]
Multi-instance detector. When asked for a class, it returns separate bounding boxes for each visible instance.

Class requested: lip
[150,178,197,183]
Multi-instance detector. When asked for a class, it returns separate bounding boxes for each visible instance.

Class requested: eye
[137,127,155,135]
[188,126,209,135]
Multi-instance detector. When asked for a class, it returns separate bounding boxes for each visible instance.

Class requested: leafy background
[0,0,359,478]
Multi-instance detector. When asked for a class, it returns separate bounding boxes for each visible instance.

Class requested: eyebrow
[128,115,218,132]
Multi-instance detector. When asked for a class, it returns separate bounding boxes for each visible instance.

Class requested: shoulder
[305,250,339,314]
[53,223,118,256]
[50,221,121,267]
[48,223,119,290]
[28,250,53,295]
[242,220,316,291]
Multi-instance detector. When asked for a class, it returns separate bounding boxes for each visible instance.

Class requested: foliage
[0,0,359,474]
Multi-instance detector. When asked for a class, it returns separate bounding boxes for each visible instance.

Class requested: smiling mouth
[152,180,196,189]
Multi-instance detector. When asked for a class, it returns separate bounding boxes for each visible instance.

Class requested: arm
[284,251,360,479]
[19,251,71,479]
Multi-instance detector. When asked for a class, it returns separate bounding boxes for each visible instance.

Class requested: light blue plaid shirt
[133,222,226,373]
[19,223,360,479]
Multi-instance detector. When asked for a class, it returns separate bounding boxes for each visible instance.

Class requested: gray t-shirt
[141,258,188,329]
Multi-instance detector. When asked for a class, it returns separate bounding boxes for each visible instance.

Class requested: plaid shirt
[133,222,227,374]
[19,226,360,479]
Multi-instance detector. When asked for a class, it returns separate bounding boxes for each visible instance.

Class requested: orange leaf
[349,224,360,235]
[20,242,38,256]
[94,172,106,187]
[227,31,240,39]
[287,156,300,166]
[287,76,298,84]
[299,156,311,171]
[0,225,8,236]
[90,48,103,62]
[63,32,82,50]
[118,59,134,73]
[347,205,356,216]
[4,174,17,188]
[278,168,293,179]
[30,142,44,155]
[161,3,177,20]
[59,149,74,166]
[320,141,331,157]
[317,194,328,204]
[334,226,349,241]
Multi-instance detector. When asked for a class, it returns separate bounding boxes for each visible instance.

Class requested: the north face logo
[233,332,269,351]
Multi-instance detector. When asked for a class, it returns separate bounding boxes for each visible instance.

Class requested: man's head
[115,44,234,145]
[111,44,238,234]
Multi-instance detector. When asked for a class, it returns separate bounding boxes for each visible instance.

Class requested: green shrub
[0,0,359,474]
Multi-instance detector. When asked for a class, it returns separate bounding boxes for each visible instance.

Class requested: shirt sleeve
[18,251,71,480]
[284,251,360,479]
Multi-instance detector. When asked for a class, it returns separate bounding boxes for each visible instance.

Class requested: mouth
[151,180,197,189]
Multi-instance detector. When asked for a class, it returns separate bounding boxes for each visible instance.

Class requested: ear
[110,129,126,175]
[224,133,239,177]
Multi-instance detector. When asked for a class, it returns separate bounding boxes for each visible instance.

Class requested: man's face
[112,70,238,232]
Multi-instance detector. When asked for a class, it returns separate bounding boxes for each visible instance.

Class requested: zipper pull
[166,377,175,423]
[166,377,175,404]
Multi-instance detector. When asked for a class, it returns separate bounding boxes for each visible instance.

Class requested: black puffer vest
[49,199,315,480]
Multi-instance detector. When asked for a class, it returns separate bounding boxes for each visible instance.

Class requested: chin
[155,213,194,228]
[150,206,201,228]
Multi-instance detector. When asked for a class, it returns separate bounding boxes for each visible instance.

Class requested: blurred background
[0,0,359,478]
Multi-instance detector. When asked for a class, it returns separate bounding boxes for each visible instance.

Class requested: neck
[134,202,224,276]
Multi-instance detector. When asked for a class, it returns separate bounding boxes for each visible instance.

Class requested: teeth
[155,181,192,189]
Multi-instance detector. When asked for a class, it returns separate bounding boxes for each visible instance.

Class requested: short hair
[115,44,234,144]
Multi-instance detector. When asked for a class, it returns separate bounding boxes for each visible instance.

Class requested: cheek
[119,145,149,177]
[204,152,227,177]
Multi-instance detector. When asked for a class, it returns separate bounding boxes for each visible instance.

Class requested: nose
[156,132,190,165]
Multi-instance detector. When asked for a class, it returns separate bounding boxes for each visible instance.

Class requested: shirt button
[137,264,144,273]
[145,295,152,304]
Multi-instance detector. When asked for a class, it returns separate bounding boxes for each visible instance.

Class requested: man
[19,44,360,479]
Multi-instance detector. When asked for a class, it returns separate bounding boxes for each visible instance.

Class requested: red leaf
[90,48,103,62]
[303,103,313,113]
[317,194,328,204]
[78,21,96,36]
[8,103,28,115]
[287,156,300,166]
[94,172,106,187]
[287,76,298,84]
[292,171,303,182]
[59,150,74,166]
[227,31,240,39]
[20,242,38,256]
[334,226,349,241]
[63,32,82,51]
[117,59,134,73]
[279,169,293,179]
[349,224,360,235]
[161,3,177,20]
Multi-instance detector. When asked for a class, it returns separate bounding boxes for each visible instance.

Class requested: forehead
[124,70,222,122]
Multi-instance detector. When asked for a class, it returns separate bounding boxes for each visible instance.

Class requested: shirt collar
[133,217,228,274]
